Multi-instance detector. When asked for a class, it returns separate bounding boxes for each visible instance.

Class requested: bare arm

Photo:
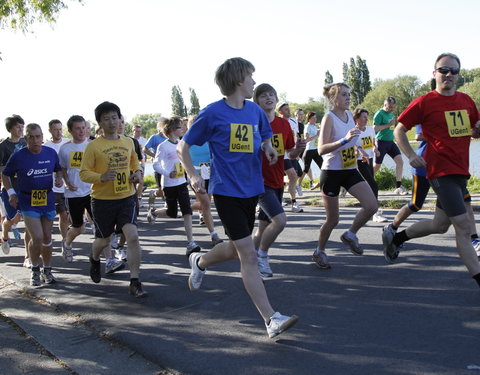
[261,139,278,166]
[317,114,359,155]
[177,140,205,193]
[394,123,426,169]
[1,173,18,208]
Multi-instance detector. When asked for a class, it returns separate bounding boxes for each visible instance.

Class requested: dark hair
[162,116,182,136]
[5,114,25,132]
[25,123,42,136]
[434,52,461,69]
[353,108,369,121]
[385,96,396,105]
[253,83,278,104]
[67,115,86,131]
[94,101,122,123]
[306,111,317,121]
[215,57,255,96]
[48,119,62,129]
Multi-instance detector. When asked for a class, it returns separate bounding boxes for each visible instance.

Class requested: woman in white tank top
[311,83,377,269]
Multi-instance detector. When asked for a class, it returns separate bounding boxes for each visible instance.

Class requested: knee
[436,222,451,234]
[271,215,287,230]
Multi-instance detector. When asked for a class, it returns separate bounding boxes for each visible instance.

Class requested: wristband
[340,138,349,146]
[7,188,16,197]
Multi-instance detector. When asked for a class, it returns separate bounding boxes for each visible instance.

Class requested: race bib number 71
[445,110,471,137]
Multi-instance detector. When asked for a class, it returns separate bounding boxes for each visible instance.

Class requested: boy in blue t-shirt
[2,123,63,286]
[178,57,299,339]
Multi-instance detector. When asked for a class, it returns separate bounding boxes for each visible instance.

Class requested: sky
[1,0,479,139]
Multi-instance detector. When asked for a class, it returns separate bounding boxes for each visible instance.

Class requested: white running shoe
[257,256,273,278]
[23,257,32,269]
[340,231,363,255]
[105,257,126,274]
[148,190,156,210]
[295,184,303,197]
[266,312,299,338]
[115,246,127,262]
[291,202,304,213]
[188,252,205,291]
[373,210,388,223]
[382,224,399,263]
[394,185,408,196]
[1,240,10,255]
[61,240,74,263]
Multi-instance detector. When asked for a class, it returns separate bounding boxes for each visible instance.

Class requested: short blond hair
[215,57,255,96]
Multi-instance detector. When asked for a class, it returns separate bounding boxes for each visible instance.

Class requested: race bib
[31,190,47,206]
[445,110,471,137]
[175,162,185,176]
[230,123,253,153]
[361,136,374,150]
[114,169,129,194]
[341,146,357,169]
[271,133,284,156]
[69,151,83,168]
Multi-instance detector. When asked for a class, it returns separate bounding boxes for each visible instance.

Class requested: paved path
[1,189,480,374]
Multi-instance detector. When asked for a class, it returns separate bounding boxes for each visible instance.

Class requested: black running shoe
[89,256,101,283]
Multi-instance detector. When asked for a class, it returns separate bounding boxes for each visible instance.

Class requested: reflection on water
[144,141,480,179]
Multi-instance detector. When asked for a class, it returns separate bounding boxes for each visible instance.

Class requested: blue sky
[1,0,479,138]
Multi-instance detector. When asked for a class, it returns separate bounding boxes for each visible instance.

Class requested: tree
[460,77,480,107]
[189,88,200,115]
[171,85,187,117]
[130,113,162,138]
[342,63,349,83]
[289,98,326,123]
[345,56,372,109]
[0,0,82,31]
[324,70,333,86]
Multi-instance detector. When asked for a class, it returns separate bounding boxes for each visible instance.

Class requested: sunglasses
[436,66,460,75]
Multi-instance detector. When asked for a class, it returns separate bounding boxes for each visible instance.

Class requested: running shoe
[373,210,388,223]
[148,190,156,210]
[472,238,480,257]
[147,208,156,224]
[110,233,119,250]
[129,279,148,298]
[89,256,101,283]
[61,239,74,263]
[115,246,127,262]
[339,187,347,198]
[41,267,56,284]
[382,224,399,263]
[340,231,363,255]
[31,267,41,287]
[105,257,126,274]
[266,312,299,339]
[11,226,21,240]
[257,256,273,278]
[291,202,304,213]
[199,214,206,226]
[23,257,32,269]
[211,233,223,247]
[312,250,331,269]
[188,252,205,291]
[295,184,303,197]
[1,239,10,255]
[394,185,408,196]
[186,241,201,257]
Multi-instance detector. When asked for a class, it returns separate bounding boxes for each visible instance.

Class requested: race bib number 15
[445,110,471,137]
[230,123,253,153]
[272,133,284,156]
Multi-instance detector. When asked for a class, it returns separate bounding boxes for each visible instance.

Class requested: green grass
[143,175,156,188]
[375,166,412,191]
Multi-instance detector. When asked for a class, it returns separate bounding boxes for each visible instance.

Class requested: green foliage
[130,113,162,138]
[324,70,333,85]
[0,0,81,31]
[459,76,480,108]
[345,56,372,109]
[375,166,412,191]
[143,175,156,188]
[171,85,187,117]
[468,175,480,194]
[189,88,200,115]
[289,98,326,122]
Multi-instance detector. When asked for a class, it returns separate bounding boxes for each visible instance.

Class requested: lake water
[145,140,480,179]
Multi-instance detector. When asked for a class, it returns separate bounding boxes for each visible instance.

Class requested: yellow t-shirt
[79,135,140,200]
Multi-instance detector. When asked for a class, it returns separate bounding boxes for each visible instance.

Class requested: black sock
[196,258,205,271]
[130,278,139,283]
[473,273,480,288]
[396,181,402,188]
[391,223,399,231]
[292,199,297,204]
[393,230,409,246]
[471,234,479,240]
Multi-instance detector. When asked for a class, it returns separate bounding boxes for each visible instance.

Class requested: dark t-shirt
[0,138,27,190]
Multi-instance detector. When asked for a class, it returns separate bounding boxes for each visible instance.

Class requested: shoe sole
[382,229,396,264]
[106,262,126,274]
[340,235,363,255]
[269,315,300,338]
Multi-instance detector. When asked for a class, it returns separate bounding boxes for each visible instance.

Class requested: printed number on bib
[69,151,83,168]
[31,190,47,206]
[341,146,357,169]
[272,133,284,156]
[230,123,253,153]
[445,110,471,137]
[114,170,129,194]
[175,162,185,176]
[361,136,373,150]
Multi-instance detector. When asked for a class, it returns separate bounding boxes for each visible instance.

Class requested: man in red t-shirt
[383,52,480,288]
[253,83,306,277]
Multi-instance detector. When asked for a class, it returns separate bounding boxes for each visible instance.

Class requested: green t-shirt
[373,109,394,141]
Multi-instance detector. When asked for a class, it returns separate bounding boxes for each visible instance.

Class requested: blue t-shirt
[190,143,210,167]
[413,125,427,177]
[2,146,61,212]
[145,134,167,155]
[183,99,272,198]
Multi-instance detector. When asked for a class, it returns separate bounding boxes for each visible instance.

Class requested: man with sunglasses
[383,52,480,288]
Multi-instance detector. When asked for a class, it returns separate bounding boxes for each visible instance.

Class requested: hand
[189,174,206,194]
[54,176,63,188]
[264,144,278,166]
[295,138,307,151]
[472,121,480,139]
[169,170,178,178]
[345,127,360,141]
[408,154,426,169]
[129,171,143,184]
[362,155,369,164]
[66,182,78,191]
[374,149,380,157]
[101,169,117,182]
[8,194,18,209]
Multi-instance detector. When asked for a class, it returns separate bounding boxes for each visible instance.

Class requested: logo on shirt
[27,168,48,176]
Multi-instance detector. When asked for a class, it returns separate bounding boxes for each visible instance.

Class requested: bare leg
[393,154,404,183]
[318,195,339,250]
[121,224,141,278]
[347,181,378,233]
[253,213,287,252]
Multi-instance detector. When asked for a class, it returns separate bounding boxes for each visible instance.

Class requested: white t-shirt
[44,138,69,193]
[304,123,319,150]
[357,126,376,160]
[58,140,92,198]
[153,139,187,188]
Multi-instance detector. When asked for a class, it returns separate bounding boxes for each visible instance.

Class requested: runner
[2,123,63,286]
[79,101,147,297]
[177,57,299,338]
[385,52,480,288]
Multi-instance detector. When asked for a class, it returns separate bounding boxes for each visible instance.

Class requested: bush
[375,166,412,191]
[143,175,156,188]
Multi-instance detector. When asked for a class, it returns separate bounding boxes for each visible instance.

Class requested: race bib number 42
[230,123,253,153]
[445,110,471,137]
[341,146,357,169]
[31,190,47,206]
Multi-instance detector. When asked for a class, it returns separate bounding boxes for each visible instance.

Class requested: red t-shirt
[262,116,295,188]
[398,90,479,179]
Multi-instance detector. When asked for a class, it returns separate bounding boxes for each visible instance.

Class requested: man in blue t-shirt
[2,124,63,286]
[178,57,299,339]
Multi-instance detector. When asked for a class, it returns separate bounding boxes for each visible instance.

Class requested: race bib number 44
[69,151,83,168]
[341,146,357,169]
[31,190,47,206]
[445,110,471,137]
[230,123,253,153]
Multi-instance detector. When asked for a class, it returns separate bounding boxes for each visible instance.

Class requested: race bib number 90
[230,123,253,153]
[361,136,373,150]
[114,170,129,194]
[341,146,357,169]
[69,151,83,168]
[272,133,284,156]
[445,110,471,137]
[31,190,47,206]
